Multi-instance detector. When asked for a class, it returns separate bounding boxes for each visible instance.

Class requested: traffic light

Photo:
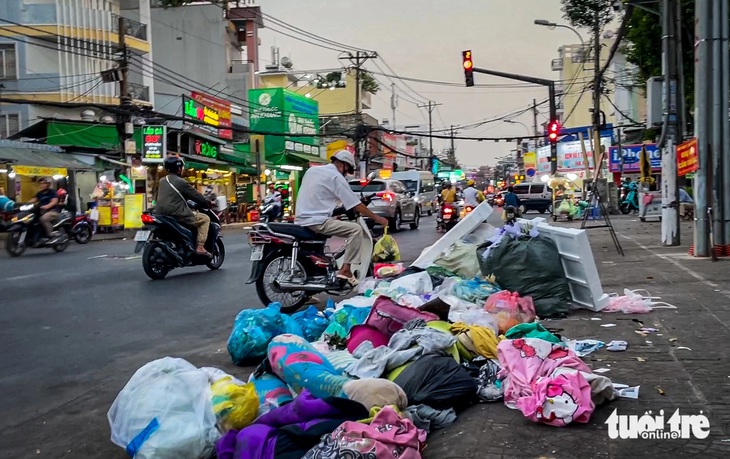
[462,50,474,87]
[548,120,560,143]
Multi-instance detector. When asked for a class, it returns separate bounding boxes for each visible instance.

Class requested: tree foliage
[561,0,619,29]
[360,71,380,95]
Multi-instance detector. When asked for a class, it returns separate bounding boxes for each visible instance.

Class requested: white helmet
[331,150,356,172]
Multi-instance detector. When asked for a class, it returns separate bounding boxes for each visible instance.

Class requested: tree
[561,0,618,29]
[360,71,380,95]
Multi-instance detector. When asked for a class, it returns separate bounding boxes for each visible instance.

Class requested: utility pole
[116,15,134,164]
[417,100,443,163]
[695,0,710,256]
[659,0,680,246]
[591,9,602,139]
[341,51,378,180]
[532,98,539,151]
[710,0,725,252]
[390,83,398,130]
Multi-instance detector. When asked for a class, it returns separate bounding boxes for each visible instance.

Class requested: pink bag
[516,371,595,427]
[365,296,439,337]
[346,324,390,353]
[484,291,536,334]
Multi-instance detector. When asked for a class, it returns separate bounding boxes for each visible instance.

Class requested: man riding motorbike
[502,186,522,221]
[440,181,456,204]
[295,150,389,287]
[264,182,283,221]
[463,179,485,208]
[155,156,213,257]
[29,177,60,243]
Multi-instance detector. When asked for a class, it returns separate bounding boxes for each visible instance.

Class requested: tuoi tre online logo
[606,409,710,440]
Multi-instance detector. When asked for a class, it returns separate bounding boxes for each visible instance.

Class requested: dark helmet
[164,156,185,174]
[442,180,452,188]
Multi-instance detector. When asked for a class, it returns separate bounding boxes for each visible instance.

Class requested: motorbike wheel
[390,209,402,232]
[410,210,420,230]
[256,254,309,314]
[142,242,170,280]
[5,230,26,257]
[52,234,70,253]
[206,239,225,270]
[74,224,93,244]
[620,203,631,215]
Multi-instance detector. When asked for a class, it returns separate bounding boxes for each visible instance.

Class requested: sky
[254,0,577,168]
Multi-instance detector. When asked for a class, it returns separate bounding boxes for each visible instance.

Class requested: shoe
[336,274,359,288]
[195,248,213,258]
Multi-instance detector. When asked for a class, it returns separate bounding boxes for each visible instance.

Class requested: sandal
[336,274,359,288]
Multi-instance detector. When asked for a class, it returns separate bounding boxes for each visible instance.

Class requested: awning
[0,147,101,176]
[268,151,327,167]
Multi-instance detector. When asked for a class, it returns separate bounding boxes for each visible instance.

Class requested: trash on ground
[606,340,628,352]
[676,346,692,351]
[600,323,617,328]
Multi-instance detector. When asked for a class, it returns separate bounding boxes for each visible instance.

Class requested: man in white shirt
[462,180,485,207]
[295,150,389,286]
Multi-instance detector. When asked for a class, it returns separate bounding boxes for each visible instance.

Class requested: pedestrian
[679,186,694,220]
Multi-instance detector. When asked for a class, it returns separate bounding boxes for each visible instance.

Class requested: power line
[261,13,374,53]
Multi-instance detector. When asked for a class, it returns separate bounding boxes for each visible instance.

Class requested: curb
[0,223,255,242]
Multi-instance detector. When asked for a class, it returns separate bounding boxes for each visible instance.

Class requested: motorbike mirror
[367,171,377,181]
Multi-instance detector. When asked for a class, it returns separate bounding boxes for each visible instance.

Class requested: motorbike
[436,202,460,232]
[620,184,639,214]
[70,211,94,244]
[259,195,283,223]
[134,201,225,280]
[4,203,72,257]
[246,190,377,314]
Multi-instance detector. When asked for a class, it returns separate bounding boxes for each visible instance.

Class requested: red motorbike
[70,213,94,244]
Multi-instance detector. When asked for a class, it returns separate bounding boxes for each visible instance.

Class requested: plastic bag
[603,289,677,313]
[389,271,433,295]
[324,305,372,338]
[335,295,378,310]
[449,309,499,333]
[372,228,401,262]
[452,278,501,303]
[292,305,330,341]
[433,241,481,279]
[484,290,536,334]
[226,303,303,365]
[374,262,406,278]
[108,357,219,459]
[210,377,259,432]
[248,372,294,417]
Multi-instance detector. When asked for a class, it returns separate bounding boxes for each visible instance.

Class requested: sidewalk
[424,215,730,458]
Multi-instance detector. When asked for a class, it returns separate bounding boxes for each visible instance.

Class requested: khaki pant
[39,210,59,237]
[680,202,695,219]
[309,219,366,265]
[193,211,210,246]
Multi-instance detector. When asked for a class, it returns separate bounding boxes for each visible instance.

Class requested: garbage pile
[108,221,635,459]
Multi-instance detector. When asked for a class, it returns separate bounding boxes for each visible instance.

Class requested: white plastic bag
[108,357,220,459]
[449,309,499,333]
[389,271,433,295]
[335,295,377,310]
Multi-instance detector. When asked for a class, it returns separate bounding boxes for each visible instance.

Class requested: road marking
[620,234,730,331]
[4,273,53,281]
[87,255,107,259]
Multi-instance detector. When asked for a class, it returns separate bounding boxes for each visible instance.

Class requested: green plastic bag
[372,228,400,262]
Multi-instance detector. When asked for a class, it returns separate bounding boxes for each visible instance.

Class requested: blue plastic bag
[227,303,303,365]
[452,278,501,303]
[323,305,372,338]
[291,306,329,342]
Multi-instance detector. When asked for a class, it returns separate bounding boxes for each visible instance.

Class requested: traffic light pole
[471,67,558,174]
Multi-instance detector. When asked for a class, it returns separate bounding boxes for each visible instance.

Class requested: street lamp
[503,119,530,135]
[533,19,585,46]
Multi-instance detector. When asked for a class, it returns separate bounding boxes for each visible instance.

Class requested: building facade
[0,0,153,137]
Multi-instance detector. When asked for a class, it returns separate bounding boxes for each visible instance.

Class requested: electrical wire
[603,94,643,125]
[66,80,105,102]
[261,13,374,53]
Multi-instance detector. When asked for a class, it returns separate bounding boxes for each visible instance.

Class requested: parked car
[391,170,437,216]
[348,178,419,231]
[513,182,552,213]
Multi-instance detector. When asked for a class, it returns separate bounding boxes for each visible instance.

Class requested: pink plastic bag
[516,371,595,427]
[603,289,677,314]
[366,296,439,337]
[484,291,536,334]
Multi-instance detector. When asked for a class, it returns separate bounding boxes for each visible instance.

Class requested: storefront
[608,143,661,184]
[248,88,325,217]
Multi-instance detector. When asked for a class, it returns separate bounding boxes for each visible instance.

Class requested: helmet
[164,155,185,174]
[442,180,452,188]
[467,179,475,187]
[331,150,356,173]
[56,188,67,197]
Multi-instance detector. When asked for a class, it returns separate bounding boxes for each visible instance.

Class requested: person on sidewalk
[679,187,694,220]
[156,156,213,257]
[29,177,60,242]
[295,150,388,287]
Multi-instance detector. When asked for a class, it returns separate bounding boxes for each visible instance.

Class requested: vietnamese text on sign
[677,138,699,176]
[142,125,166,163]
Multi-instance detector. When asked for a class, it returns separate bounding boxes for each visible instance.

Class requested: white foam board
[411,201,494,269]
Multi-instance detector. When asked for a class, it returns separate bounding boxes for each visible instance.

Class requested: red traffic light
[462,50,474,87]
[548,120,560,142]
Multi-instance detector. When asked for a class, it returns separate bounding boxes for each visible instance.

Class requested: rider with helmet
[295,150,388,287]
[439,181,456,203]
[463,179,485,208]
[156,155,213,257]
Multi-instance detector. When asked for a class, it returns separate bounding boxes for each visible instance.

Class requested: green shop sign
[248,88,321,157]
[190,138,218,159]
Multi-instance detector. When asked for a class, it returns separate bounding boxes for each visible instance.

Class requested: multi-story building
[550,36,645,129]
[0,0,153,138]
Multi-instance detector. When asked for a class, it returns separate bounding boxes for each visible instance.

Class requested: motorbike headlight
[19,204,33,211]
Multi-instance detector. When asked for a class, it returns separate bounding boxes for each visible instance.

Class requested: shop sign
[523,152,537,171]
[141,125,166,163]
[283,92,319,147]
[677,137,699,176]
[124,194,145,229]
[13,165,67,177]
[191,139,218,159]
[608,143,660,173]
[190,92,233,140]
[537,137,612,173]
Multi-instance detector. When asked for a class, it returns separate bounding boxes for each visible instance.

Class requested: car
[390,170,437,216]
[512,182,552,213]
[349,178,420,231]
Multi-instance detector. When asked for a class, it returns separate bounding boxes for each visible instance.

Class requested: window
[422,181,435,192]
[513,184,531,195]
[0,44,17,80]
[400,179,418,192]
[350,181,385,193]
[0,114,20,139]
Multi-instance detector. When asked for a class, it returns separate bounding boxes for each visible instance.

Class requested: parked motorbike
[620,184,639,214]
[436,202,460,232]
[70,212,94,244]
[4,203,72,257]
[134,201,225,280]
[259,194,282,223]
[246,189,377,314]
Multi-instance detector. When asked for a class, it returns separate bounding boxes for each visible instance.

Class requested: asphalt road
[0,216,446,458]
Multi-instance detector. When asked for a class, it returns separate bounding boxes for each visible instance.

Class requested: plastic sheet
[433,241,481,279]
[389,272,433,295]
[108,357,219,459]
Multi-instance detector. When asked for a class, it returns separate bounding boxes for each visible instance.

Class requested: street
[0,218,444,458]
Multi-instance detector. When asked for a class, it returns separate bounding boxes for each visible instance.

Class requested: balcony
[551,58,564,71]
[111,14,148,41]
[128,83,151,105]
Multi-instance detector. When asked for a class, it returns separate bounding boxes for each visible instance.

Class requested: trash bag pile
[108,220,633,458]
